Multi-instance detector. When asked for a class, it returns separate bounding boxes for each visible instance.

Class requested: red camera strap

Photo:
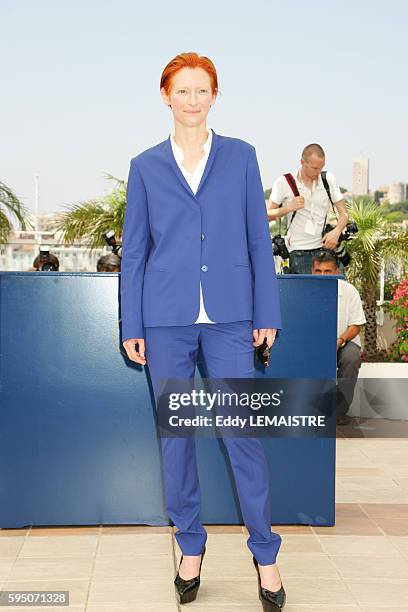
[284,173,300,197]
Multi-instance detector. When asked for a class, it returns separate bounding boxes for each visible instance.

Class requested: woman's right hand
[122,338,147,365]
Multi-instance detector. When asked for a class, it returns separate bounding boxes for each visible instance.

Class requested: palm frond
[0,209,13,243]
[56,182,127,250]
[102,172,127,190]
[0,181,32,241]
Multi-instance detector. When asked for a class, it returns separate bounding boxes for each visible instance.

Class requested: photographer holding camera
[268,144,350,274]
[32,245,60,272]
[312,250,366,425]
[96,230,122,272]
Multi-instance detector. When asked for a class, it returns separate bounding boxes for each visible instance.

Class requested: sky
[1,0,407,219]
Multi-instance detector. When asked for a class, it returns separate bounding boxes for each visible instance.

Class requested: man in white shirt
[311,250,366,426]
[268,144,349,274]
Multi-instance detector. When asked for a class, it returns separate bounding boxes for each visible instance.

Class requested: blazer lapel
[164,137,195,198]
[163,129,219,199]
[196,128,219,195]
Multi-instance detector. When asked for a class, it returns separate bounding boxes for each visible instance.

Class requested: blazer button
[201,265,208,272]
[201,233,205,240]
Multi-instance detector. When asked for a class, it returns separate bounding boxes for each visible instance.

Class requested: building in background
[352,158,370,195]
[375,185,390,204]
[388,182,408,205]
[0,213,110,272]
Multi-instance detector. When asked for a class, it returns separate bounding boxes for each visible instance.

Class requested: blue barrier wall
[0,272,338,528]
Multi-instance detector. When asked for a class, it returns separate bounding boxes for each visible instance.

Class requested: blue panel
[0,272,337,527]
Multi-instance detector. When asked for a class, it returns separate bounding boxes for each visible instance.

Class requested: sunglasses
[255,337,270,367]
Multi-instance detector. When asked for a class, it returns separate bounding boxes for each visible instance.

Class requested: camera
[272,234,290,260]
[104,230,122,257]
[322,221,358,267]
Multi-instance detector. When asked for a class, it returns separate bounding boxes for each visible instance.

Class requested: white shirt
[170,128,215,324]
[338,279,366,347]
[270,170,343,252]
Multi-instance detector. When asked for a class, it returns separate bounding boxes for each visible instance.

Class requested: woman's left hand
[252,328,277,349]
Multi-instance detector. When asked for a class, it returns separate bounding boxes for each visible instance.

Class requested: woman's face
[161,67,216,127]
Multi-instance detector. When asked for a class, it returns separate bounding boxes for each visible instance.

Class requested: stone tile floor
[1,436,408,610]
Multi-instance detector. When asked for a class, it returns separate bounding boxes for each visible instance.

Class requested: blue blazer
[120,129,282,340]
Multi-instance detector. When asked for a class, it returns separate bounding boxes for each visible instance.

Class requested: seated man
[311,250,366,425]
[97,253,121,272]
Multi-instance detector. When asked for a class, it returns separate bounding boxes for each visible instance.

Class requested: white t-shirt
[170,127,215,324]
[270,170,343,252]
[338,279,366,347]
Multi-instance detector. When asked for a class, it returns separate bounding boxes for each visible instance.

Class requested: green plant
[383,274,399,301]
[56,174,126,248]
[384,276,408,362]
[0,181,30,242]
[344,197,408,358]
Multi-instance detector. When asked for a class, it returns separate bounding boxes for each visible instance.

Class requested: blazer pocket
[144,265,167,274]
[235,262,250,268]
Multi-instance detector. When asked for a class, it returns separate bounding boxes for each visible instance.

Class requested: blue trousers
[145,320,282,565]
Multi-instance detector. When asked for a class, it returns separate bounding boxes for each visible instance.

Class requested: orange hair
[160,52,218,95]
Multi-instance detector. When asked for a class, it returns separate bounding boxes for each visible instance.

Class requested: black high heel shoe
[174,546,206,604]
[253,556,286,611]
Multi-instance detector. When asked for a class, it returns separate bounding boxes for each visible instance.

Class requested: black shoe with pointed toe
[253,555,286,611]
[174,546,206,605]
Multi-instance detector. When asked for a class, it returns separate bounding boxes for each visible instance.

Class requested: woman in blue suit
[121,52,285,610]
